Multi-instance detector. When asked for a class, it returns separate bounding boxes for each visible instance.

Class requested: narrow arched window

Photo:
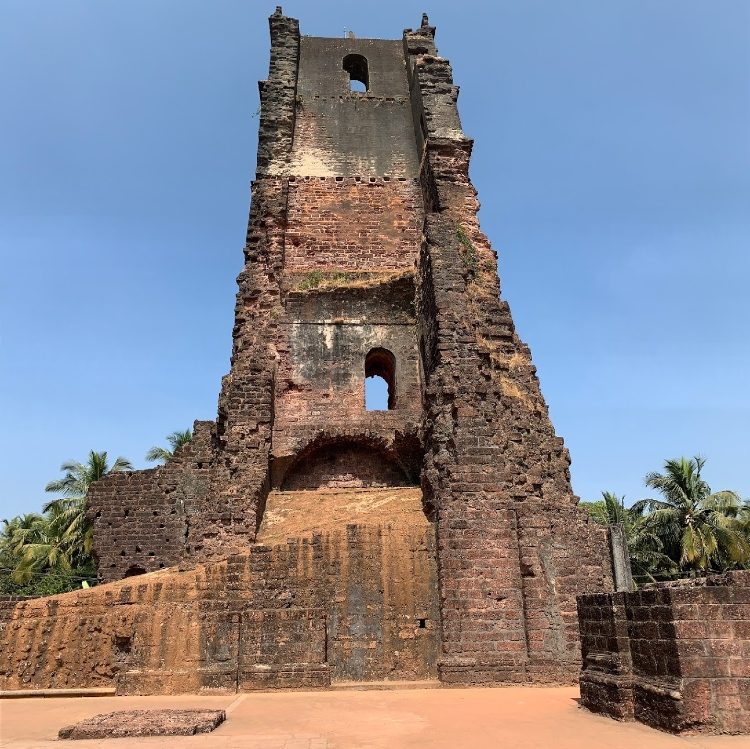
[365,348,395,410]
[343,54,369,93]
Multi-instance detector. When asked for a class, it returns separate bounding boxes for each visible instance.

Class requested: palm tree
[590,491,628,524]
[731,500,750,570]
[1,513,43,550]
[45,451,133,498]
[145,429,193,463]
[7,512,69,583]
[631,456,749,575]
[42,451,132,569]
[0,450,130,590]
[586,491,675,583]
[626,504,678,583]
[0,513,46,573]
[1,511,100,592]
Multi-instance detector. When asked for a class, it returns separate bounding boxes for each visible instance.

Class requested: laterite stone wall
[0,488,438,693]
[578,570,750,734]
[3,8,617,693]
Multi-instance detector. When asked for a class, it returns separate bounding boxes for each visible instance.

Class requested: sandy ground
[1,686,748,749]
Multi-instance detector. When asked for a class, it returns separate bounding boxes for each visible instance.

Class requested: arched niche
[281,436,412,491]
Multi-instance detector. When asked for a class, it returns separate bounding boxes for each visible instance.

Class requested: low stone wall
[0,488,439,694]
[577,570,750,734]
[0,596,34,637]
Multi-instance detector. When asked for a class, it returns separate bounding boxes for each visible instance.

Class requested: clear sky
[1,1,748,520]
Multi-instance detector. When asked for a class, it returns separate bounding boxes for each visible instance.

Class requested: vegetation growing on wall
[295,270,411,292]
[297,270,353,290]
[456,224,478,279]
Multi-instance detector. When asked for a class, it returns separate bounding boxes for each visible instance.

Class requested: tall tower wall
[1,9,614,692]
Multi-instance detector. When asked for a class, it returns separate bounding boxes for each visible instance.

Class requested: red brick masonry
[577,570,750,734]
[1,10,615,695]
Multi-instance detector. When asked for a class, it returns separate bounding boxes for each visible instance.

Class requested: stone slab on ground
[58,709,226,740]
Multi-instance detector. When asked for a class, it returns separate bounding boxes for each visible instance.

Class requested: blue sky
[1,1,748,519]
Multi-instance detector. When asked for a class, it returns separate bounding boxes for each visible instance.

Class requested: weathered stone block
[578,570,750,734]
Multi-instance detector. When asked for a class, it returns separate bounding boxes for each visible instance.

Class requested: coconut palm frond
[145,446,173,463]
[4,449,134,584]
[634,456,748,578]
[109,456,133,474]
[600,491,627,525]
[167,429,193,451]
[146,428,192,463]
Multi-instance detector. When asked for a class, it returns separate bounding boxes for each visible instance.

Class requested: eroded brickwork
[284,178,422,272]
[404,17,612,684]
[281,445,409,490]
[2,8,615,693]
[578,571,750,735]
[88,420,217,578]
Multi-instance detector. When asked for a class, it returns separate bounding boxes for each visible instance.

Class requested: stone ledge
[333,679,440,691]
[0,687,116,699]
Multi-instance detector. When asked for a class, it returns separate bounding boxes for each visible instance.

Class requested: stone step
[0,687,117,699]
[331,680,440,691]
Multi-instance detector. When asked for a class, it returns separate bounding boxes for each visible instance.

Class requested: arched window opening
[365,348,395,410]
[343,53,369,93]
[365,374,389,411]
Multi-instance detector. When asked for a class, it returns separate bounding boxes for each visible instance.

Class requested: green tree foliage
[0,451,131,595]
[145,429,193,464]
[578,499,607,522]
[586,491,628,524]
[584,457,749,585]
[631,456,749,575]
[582,491,676,583]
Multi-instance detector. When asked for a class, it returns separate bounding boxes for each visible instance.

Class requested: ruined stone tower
[0,9,613,692]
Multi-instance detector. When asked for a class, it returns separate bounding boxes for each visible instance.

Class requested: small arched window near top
[343,54,369,93]
[365,348,395,410]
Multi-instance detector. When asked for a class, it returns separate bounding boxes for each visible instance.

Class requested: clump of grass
[327,271,354,285]
[297,270,325,290]
[296,270,355,291]
[456,224,478,280]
